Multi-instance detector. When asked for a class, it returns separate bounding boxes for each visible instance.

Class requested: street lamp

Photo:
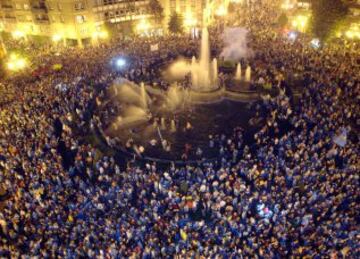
[215,5,228,17]
[292,15,309,33]
[92,30,109,40]
[136,19,151,36]
[11,30,26,40]
[91,29,109,46]
[52,34,63,42]
[281,0,294,10]
[345,24,360,40]
[184,12,198,38]
[136,19,151,33]
[6,53,28,72]
[184,12,197,28]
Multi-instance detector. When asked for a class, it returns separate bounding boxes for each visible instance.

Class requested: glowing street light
[215,5,228,16]
[345,24,360,40]
[92,30,108,40]
[11,30,26,39]
[6,53,27,72]
[292,15,309,33]
[346,31,355,39]
[136,19,151,33]
[98,30,108,39]
[116,58,126,68]
[184,12,197,28]
[281,0,294,10]
[52,34,63,42]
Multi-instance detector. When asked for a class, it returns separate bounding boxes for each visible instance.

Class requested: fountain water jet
[140,82,148,110]
[170,120,176,132]
[112,105,149,130]
[245,66,251,82]
[161,117,166,130]
[166,27,219,91]
[235,63,242,80]
[212,58,218,83]
[190,27,218,91]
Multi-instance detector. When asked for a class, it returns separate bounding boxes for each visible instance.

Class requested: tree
[277,12,288,28]
[310,0,349,41]
[148,0,164,22]
[168,12,184,34]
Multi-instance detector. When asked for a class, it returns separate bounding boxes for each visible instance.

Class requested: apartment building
[0,0,98,46]
[92,0,152,36]
[92,0,208,37]
[0,0,210,46]
[347,0,360,16]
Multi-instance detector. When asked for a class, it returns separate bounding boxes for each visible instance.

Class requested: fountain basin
[95,77,264,162]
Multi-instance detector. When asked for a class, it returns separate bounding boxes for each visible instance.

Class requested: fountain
[212,58,218,83]
[164,26,220,92]
[170,120,176,132]
[161,117,166,130]
[235,63,242,80]
[112,106,149,130]
[140,82,148,110]
[165,84,184,111]
[100,23,261,161]
[245,66,251,82]
[186,27,219,91]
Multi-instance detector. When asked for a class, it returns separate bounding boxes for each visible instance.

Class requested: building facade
[0,0,214,46]
[85,0,209,37]
[0,0,100,46]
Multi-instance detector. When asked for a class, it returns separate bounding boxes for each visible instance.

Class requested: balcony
[1,4,13,9]
[34,13,50,24]
[3,15,16,23]
[34,18,50,24]
[31,1,48,12]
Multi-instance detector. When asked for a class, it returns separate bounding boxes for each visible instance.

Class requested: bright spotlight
[288,31,297,41]
[116,58,126,67]
[215,5,227,16]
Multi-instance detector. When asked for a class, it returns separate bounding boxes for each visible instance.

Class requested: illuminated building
[343,0,360,16]
[0,0,215,46]
[92,0,209,36]
[162,0,206,26]
[0,0,99,46]
[92,0,153,36]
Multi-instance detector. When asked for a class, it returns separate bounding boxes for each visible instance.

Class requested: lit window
[76,15,85,23]
[75,2,85,10]
[24,4,29,9]
[17,15,24,22]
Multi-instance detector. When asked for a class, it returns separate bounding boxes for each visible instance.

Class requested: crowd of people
[0,1,359,257]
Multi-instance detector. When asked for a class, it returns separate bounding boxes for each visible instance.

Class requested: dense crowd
[0,2,359,257]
